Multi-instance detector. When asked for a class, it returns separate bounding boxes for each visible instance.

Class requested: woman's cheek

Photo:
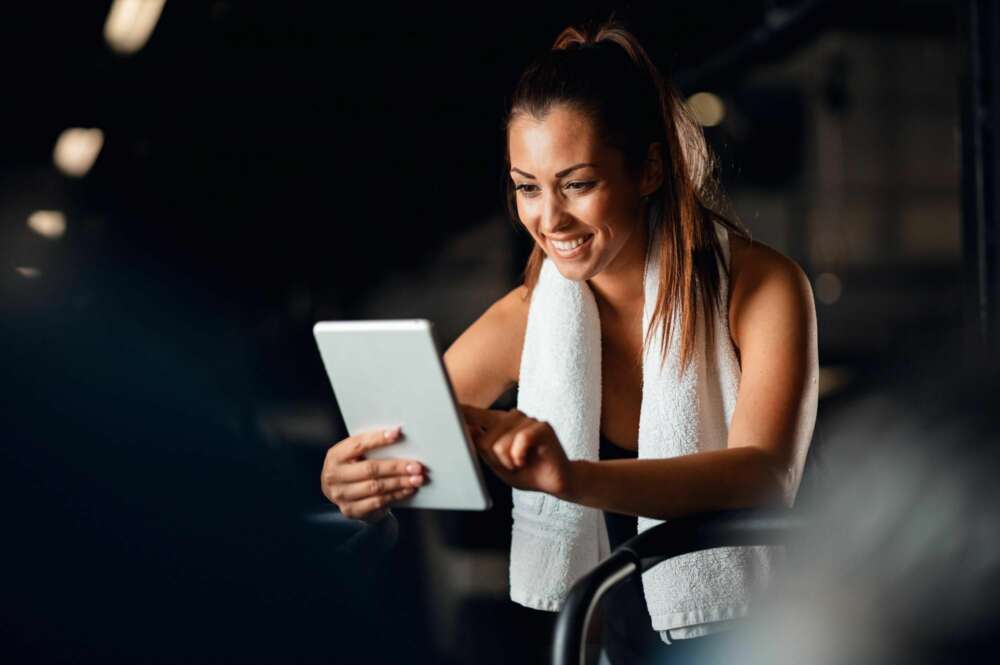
[516,201,536,236]
[577,191,611,220]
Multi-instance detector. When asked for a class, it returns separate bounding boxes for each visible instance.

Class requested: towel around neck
[509,220,780,641]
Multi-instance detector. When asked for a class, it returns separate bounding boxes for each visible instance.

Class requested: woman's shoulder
[727,232,806,285]
[493,283,532,323]
[490,284,532,382]
[726,232,815,351]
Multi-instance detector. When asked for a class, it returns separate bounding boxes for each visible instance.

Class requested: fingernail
[410,475,423,486]
[406,463,420,474]
[384,426,401,440]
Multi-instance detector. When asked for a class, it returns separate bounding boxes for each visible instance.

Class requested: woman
[321,18,818,664]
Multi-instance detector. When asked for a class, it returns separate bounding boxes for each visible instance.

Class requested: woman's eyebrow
[509,163,597,179]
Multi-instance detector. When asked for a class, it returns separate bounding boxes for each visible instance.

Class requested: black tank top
[599,432,639,550]
[598,432,664,664]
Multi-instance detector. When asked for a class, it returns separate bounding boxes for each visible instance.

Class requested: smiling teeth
[552,236,589,250]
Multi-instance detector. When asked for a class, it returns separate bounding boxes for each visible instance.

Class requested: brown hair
[503,16,750,376]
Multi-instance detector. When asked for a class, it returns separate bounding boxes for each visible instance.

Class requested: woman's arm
[561,243,819,519]
[443,285,530,410]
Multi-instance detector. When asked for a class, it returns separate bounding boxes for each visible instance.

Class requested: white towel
[511,220,778,641]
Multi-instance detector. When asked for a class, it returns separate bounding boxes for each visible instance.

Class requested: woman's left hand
[460,404,573,498]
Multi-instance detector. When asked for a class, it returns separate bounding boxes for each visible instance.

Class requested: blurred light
[815,272,842,305]
[15,267,42,279]
[27,210,67,240]
[53,128,104,177]
[686,92,726,127]
[103,0,166,55]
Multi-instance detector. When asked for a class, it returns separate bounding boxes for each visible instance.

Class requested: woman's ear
[640,141,664,198]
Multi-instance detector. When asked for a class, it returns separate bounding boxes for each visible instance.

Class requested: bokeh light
[53,128,104,178]
[686,91,726,127]
[27,210,67,239]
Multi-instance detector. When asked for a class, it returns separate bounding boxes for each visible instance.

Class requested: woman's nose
[539,191,571,235]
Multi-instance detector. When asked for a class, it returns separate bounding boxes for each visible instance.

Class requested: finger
[338,473,424,502]
[333,457,423,484]
[475,409,523,457]
[492,433,517,471]
[345,487,416,519]
[473,430,505,476]
[511,421,548,467]
[477,445,506,478]
[329,426,403,464]
[461,404,507,430]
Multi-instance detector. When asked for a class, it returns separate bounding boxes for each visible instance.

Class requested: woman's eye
[515,181,594,196]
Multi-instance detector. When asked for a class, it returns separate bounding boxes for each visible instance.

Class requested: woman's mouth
[549,234,594,259]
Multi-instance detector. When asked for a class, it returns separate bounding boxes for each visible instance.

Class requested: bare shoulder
[726,233,815,354]
[728,233,807,288]
[442,284,531,408]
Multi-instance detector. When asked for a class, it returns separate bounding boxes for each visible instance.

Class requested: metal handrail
[551,507,806,665]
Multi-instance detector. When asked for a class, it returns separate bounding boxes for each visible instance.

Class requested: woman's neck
[586,221,649,321]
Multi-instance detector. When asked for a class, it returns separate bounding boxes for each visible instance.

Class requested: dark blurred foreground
[677,336,1000,665]
[0,282,438,665]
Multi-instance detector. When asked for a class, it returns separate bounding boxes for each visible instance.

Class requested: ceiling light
[27,210,67,239]
[103,0,166,55]
[53,128,104,177]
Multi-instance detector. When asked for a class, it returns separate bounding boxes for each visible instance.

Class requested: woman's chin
[550,258,596,282]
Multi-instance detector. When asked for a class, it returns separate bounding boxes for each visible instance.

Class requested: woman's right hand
[321,425,425,523]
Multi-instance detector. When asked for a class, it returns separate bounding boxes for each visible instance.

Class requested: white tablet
[313,319,492,511]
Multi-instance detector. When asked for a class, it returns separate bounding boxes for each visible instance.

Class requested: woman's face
[507,104,659,283]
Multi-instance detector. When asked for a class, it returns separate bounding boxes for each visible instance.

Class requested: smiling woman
[443,16,816,665]
[502,25,741,379]
[320,14,817,665]
[506,105,659,303]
